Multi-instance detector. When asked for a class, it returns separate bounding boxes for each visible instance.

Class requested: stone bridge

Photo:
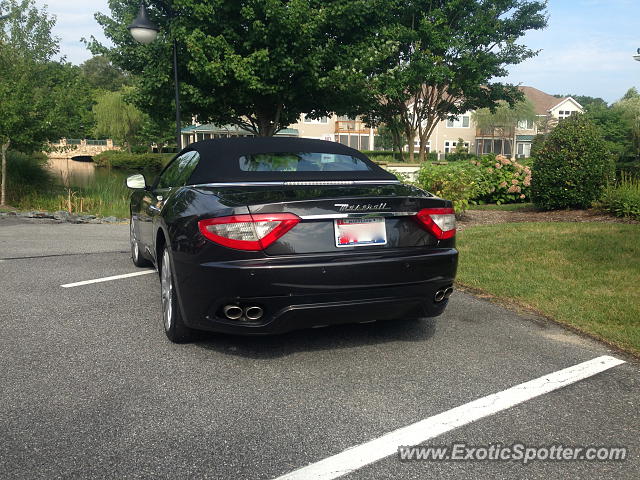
[47,139,120,160]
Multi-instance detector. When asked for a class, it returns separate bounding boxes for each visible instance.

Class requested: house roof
[518,86,570,115]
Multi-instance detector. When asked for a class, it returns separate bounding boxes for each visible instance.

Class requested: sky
[32,0,640,104]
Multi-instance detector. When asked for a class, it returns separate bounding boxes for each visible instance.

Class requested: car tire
[160,246,194,343]
[130,218,151,267]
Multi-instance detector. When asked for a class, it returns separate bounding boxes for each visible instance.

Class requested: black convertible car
[126,138,457,342]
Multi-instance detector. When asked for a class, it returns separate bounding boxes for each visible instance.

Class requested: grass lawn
[468,203,534,212]
[456,222,640,355]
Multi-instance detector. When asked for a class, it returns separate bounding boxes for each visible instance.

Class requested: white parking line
[273,355,625,480]
[61,270,155,288]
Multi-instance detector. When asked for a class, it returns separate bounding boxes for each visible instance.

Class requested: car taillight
[198,213,301,251]
[415,208,456,240]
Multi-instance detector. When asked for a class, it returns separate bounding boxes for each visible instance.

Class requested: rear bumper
[172,248,458,335]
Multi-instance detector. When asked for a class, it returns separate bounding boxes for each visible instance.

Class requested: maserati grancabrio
[126,138,457,342]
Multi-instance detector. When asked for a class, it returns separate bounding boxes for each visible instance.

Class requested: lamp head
[128,3,159,45]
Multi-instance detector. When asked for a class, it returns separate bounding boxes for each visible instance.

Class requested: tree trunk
[255,104,283,136]
[1,140,9,206]
[390,125,404,162]
[418,140,426,163]
[405,125,416,163]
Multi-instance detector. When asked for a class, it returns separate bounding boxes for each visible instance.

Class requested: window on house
[360,136,369,151]
[304,115,329,124]
[517,143,532,157]
[446,115,470,128]
[517,119,534,130]
[444,141,469,154]
[558,110,574,120]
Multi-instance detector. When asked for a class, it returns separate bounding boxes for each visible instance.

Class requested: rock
[102,216,117,223]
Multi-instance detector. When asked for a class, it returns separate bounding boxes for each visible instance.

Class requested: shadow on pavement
[193,316,437,359]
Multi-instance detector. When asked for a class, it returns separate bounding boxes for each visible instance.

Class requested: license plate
[334,217,387,247]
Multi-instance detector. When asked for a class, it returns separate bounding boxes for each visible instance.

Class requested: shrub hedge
[93,151,174,171]
[531,115,614,210]
[416,161,486,213]
[598,174,640,219]
[363,150,439,163]
[413,154,532,213]
[472,154,532,204]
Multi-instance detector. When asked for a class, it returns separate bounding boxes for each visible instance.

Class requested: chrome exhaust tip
[223,305,243,320]
[444,287,454,299]
[244,306,264,321]
[434,290,446,302]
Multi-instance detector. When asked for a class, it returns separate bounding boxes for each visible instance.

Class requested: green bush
[472,154,532,204]
[93,151,173,171]
[362,150,402,163]
[532,115,615,210]
[616,160,640,178]
[444,152,476,162]
[598,174,640,219]
[416,162,487,213]
[5,151,53,204]
[363,150,439,164]
[6,151,51,187]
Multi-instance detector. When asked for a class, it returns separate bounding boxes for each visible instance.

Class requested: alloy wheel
[161,249,173,331]
[130,220,139,261]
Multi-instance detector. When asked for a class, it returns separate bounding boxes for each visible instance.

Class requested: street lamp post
[128,2,182,150]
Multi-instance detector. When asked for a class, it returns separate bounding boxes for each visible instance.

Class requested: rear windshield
[239,153,372,173]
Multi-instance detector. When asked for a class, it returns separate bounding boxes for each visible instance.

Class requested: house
[419,86,583,158]
[181,114,378,150]
[180,86,580,158]
[290,114,377,151]
[180,123,299,147]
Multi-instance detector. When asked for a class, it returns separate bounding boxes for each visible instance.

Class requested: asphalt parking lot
[1,217,638,479]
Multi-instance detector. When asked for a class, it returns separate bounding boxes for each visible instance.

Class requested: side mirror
[126,173,147,189]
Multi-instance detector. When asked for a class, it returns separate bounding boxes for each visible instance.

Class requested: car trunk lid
[198,183,451,255]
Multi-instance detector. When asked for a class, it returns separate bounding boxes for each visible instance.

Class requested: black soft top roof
[183,137,397,184]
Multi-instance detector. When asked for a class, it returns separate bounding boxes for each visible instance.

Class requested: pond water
[47,157,154,189]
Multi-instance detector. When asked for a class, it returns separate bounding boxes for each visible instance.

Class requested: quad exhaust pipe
[434,286,454,303]
[222,304,264,321]
[223,305,243,320]
[244,306,264,321]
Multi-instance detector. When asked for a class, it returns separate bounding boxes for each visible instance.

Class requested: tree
[532,115,614,210]
[586,105,633,161]
[80,55,130,92]
[0,0,63,206]
[376,118,407,156]
[340,0,547,162]
[88,0,378,136]
[472,100,536,159]
[93,90,145,152]
[614,88,640,161]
